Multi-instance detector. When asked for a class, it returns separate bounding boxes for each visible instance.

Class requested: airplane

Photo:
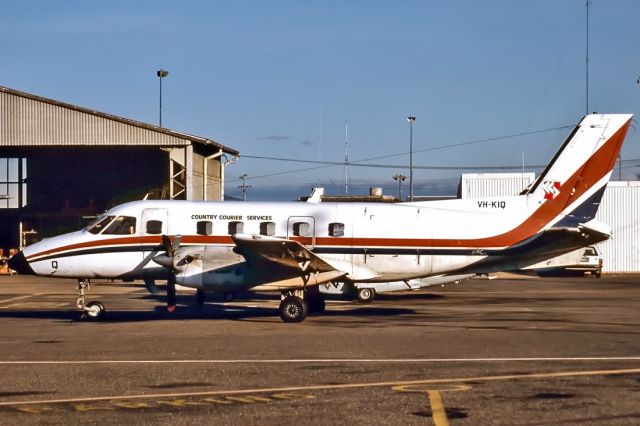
[8,113,633,323]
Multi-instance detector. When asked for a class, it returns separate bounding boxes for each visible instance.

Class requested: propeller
[166,270,177,313]
[160,235,182,313]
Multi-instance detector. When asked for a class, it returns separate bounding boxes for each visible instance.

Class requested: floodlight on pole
[157,69,169,127]
[393,174,406,201]
[407,115,416,202]
[239,174,252,201]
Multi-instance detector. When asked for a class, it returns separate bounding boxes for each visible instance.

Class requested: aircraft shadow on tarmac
[0,294,415,323]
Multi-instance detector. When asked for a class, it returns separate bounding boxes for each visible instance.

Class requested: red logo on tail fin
[543,181,561,200]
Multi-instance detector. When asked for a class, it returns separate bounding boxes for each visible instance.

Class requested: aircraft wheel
[82,301,106,321]
[196,289,206,305]
[279,296,308,323]
[224,292,234,302]
[357,287,375,304]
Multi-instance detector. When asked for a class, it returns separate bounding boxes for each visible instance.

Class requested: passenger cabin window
[293,222,311,237]
[146,220,163,235]
[260,221,276,236]
[197,221,213,236]
[228,221,244,235]
[329,222,344,237]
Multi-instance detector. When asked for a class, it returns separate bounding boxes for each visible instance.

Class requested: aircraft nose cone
[7,251,35,275]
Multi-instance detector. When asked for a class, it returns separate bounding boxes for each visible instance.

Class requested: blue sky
[3,0,640,200]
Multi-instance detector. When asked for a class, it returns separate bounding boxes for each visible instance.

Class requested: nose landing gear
[76,279,106,321]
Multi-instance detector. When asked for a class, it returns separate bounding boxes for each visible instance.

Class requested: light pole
[157,69,169,127]
[585,0,590,115]
[239,174,251,201]
[393,174,406,201]
[407,115,416,201]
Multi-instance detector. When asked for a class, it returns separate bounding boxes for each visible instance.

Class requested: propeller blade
[166,273,177,313]
[172,235,182,253]
[161,235,174,258]
[143,279,160,294]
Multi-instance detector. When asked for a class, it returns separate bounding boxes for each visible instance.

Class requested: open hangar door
[0,146,169,252]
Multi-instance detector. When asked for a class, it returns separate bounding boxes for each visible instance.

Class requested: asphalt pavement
[0,274,639,425]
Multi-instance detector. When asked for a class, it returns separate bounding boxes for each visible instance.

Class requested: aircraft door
[287,216,316,249]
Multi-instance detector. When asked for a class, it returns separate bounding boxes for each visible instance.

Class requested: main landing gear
[278,288,326,323]
[76,279,106,321]
[356,287,376,304]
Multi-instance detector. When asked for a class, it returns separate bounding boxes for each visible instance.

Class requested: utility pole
[393,174,406,201]
[407,115,416,201]
[585,0,590,115]
[239,174,251,201]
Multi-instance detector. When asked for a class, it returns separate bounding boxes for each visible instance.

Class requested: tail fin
[524,114,632,228]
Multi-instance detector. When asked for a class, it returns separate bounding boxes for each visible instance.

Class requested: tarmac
[0,274,639,425]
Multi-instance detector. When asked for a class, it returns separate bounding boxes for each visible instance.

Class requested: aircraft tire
[357,287,375,304]
[82,301,106,321]
[279,296,308,323]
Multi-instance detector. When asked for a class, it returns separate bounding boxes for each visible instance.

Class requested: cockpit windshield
[85,215,113,234]
[85,215,137,235]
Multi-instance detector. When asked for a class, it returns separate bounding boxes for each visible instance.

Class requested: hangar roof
[0,86,238,155]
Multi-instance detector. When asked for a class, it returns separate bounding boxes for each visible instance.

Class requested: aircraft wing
[231,234,348,289]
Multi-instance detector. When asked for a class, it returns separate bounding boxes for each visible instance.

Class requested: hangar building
[0,86,238,253]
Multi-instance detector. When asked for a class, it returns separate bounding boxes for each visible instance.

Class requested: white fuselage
[21,194,544,291]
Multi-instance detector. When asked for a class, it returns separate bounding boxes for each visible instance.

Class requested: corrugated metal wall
[460,173,535,198]
[0,90,190,147]
[595,182,640,273]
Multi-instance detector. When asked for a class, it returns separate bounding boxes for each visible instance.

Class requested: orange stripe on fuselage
[26,235,234,261]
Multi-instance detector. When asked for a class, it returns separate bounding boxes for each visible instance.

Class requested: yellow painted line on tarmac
[1,367,640,408]
[393,384,471,426]
[427,391,449,426]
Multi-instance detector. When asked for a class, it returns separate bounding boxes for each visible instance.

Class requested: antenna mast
[344,120,349,194]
